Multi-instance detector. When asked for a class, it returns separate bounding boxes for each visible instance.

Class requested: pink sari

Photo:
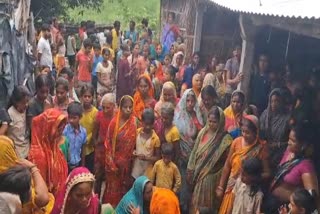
[52,167,99,214]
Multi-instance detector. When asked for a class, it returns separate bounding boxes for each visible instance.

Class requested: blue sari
[115,176,150,214]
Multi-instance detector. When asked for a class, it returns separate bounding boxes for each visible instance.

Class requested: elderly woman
[154,81,178,118]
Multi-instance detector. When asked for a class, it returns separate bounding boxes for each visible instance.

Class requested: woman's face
[156,45,162,55]
[121,99,133,118]
[81,91,93,108]
[133,45,140,55]
[56,85,68,104]
[176,55,183,66]
[193,54,200,65]
[138,79,150,97]
[68,182,93,209]
[161,112,173,127]
[211,57,218,67]
[102,101,115,115]
[150,64,156,75]
[193,75,202,90]
[202,94,214,110]
[54,119,67,139]
[208,114,219,131]
[270,94,281,112]
[231,95,243,113]
[287,130,301,154]
[241,124,256,144]
[163,88,175,102]
[164,56,171,65]
[168,13,174,24]
[143,182,153,202]
[186,94,196,112]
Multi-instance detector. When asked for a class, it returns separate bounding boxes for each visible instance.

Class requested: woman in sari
[150,188,181,214]
[187,107,233,214]
[265,121,319,213]
[173,89,203,213]
[161,12,180,53]
[28,108,68,196]
[52,167,99,214]
[133,74,156,120]
[103,95,139,206]
[216,115,270,214]
[116,176,153,214]
[154,81,178,118]
[224,90,245,139]
[260,88,291,170]
[149,60,164,101]
[0,135,54,214]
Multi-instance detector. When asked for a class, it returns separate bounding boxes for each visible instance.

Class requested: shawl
[174,89,203,161]
[28,109,68,195]
[224,90,245,132]
[154,81,177,117]
[150,187,180,214]
[260,88,290,143]
[133,74,155,120]
[187,107,232,183]
[52,167,98,214]
[0,135,54,214]
[115,176,150,214]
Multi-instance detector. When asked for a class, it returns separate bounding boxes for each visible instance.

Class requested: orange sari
[150,187,181,214]
[218,137,267,214]
[133,74,156,120]
[103,96,138,206]
[28,109,68,196]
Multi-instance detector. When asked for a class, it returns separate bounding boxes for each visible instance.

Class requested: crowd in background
[0,11,320,214]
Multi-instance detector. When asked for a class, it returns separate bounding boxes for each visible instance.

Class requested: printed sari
[28,109,68,196]
[133,74,156,120]
[0,135,54,214]
[103,96,138,206]
[52,167,99,214]
[187,107,233,214]
[218,116,268,214]
[161,23,180,53]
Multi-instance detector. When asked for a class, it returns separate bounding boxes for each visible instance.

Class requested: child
[163,65,178,90]
[79,84,98,173]
[63,102,87,171]
[92,43,103,93]
[6,86,30,158]
[53,77,73,113]
[278,189,317,214]
[150,143,181,193]
[59,67,80,102]
[231,157,264,214]
[132,109,161,179]
[97,48,115,94]
[163,54,172,72]
[75,38,93,88]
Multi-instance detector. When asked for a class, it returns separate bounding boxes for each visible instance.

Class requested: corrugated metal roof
[209,0,320,19]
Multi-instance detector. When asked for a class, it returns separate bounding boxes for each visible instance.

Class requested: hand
[16,159,36,169]
[215,186,224,202]
[278,205,289,214]
[128,204,140,214]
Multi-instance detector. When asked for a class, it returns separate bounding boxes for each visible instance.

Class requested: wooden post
[193,3,206,53]
[238,14,256,98]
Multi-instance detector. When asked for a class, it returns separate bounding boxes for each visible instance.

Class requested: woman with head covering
[149,60,164,100]
[217,115,270,214]
[187,106,233,213]
[191,73,203,99]
[52,167,99,214]
[116,176,153,214]
[0,135,54,213]
[133,74,156,120]
[199,85,219,123]
[150,188,180,214]
[154,81,178,118]
[102,95,139,206]
[173,89,203,213]
[28,108,68,196]
[224,90,246,139]
[260,88,291,170]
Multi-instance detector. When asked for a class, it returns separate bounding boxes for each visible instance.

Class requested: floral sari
[0,135,54,214]
[133,74,156,120]
[218,116,268,214]
[187,107,232,214]
[154,81,178,118]
[28,109,68,196]
[103,96,138,206]
[52,167,99,214]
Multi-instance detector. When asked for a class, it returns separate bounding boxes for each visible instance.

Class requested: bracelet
[29,164,37,170]
[31,168,40,175]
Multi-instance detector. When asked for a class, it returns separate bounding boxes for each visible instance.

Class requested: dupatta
[28,109,68,195]
[150,187,180,214]
[52,167,98,214]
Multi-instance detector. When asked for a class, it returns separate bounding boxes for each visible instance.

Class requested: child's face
[15,97,29,113]
[150,64,156,75]
[163,71,171,82]
[56,85,68,104]
[289,195,304,214]
[102,101,114,115]
[121,99,133,118]
[37,86,49,102]
[176,55,183,66]
[41,67,50,75]
[68,114,81,128]
[142,120,154,134]
[240,171,255,185]
[156,45,162,55]
[161,113,173,127]
[164,56,171,65]
[81,91,93,108]
[94,48,101,56]
[103,52,110,61]
[162,154,172,165]
[84,46,92,54]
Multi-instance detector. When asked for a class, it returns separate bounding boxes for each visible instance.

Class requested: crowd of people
[0,11,320,214]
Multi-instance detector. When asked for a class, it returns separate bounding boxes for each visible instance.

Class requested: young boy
[59,67,80,102]
[150,143,181,193]
[92,43,103,93]
[132,109,160,179]
[63,102,87,172]
[75,38,93,88]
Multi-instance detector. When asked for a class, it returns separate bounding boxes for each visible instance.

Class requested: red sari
[103,96,138,206]
[28,109,68,196]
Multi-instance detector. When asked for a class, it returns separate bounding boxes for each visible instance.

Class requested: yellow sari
[0,135,54,214]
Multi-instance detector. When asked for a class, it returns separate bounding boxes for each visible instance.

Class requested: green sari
[187,107,233,214]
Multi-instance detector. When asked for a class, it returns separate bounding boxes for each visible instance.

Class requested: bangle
[217,186,224,191]
[31,168,40,175]
[29,165,37,170]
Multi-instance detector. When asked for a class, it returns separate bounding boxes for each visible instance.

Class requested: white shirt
[37,37,53,70]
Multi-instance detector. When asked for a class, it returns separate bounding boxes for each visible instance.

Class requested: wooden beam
[193,4,206,52]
